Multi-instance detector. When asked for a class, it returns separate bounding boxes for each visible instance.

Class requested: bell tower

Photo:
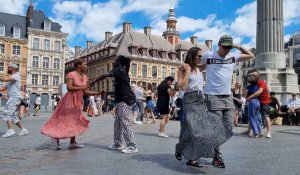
[163,1,180,46]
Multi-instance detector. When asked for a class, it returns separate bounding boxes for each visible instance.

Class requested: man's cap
[292,92,297,96]
[219,35,233,47]
[8,63,18,69]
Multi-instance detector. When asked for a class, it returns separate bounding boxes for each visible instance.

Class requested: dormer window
[13,26,20,38]
[44,21,51,31]
[0,24,5,36]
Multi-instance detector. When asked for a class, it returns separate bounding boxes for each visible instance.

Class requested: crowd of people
[1,35,300,170]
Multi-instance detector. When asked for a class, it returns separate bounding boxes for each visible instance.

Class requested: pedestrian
[0,63,29,138]
[91,55,138,154]
[246,69,272,138]
[245,74,262,138]
[201,35,254,168]
[286,93,300,125]
[96,95,103,116]
[33,94,41,117]
[175,47,232,168]
[269,92,281,123]
[133,81,145,123]
[19,85,29,119]
[88,96,98,117]
[41,58,100,149]
[157,76,176,138]
[232,82,242,126]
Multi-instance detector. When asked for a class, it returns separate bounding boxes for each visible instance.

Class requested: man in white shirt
[286,93,300,125]
[201,35,254,168]
[0,64,29,138]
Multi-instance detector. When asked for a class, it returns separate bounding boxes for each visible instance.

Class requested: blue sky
[1,0,300,50]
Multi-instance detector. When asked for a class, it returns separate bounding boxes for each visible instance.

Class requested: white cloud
[0,0,28,15]
[52,1,92,17]
[122,0,179,21]
[283,0,300,26]
[230,1,256,38]
[284,34,291,42]
[79,1,123,41]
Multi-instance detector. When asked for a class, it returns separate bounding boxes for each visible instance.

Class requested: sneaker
[133,121,142,125]
[1,129,16,138]
[51,138,61,149]
[121,146,138,154]
[212,156,225,168]
[69,143,84,149]
[108,144,125,150]
[18,129,29,136]
[266,132,272,138]
[158,132,169,138]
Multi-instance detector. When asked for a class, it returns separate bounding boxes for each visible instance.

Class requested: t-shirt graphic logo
[207,57,236,64]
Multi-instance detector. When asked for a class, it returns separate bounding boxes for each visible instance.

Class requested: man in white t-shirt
[201,35,254,168]
[34,94,41,117]
[0,64,29,138]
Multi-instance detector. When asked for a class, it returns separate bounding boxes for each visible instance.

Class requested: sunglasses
[222,45,232,50]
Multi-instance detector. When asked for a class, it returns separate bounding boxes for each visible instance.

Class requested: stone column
[256,0,285,69]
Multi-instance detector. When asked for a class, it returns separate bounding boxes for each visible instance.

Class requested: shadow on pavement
[132,153,220,174]
[277,129,300,136]
[135,132,179,139]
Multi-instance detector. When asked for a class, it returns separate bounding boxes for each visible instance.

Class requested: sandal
[186,160,204,168]
[175,152,182,161]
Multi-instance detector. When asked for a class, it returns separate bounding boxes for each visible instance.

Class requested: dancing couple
[175,35,254,168]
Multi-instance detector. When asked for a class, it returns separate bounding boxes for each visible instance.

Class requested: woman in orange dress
[41,58,100,149]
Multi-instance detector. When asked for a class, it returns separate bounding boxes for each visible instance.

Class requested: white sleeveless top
[185,68,203,93]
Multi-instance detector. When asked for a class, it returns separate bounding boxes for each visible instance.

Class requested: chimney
[75,46,81,55]
[205,40,213,50]
[123,22,132,33]
[190,36,198,45]
[144,26,152,36]
[86,41,93,49]
[105,32,113,42]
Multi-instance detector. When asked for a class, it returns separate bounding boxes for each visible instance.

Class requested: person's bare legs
[15,121,24,130]
[19,106,25,119]
[151,111,156,123]
[264,116,272,137]
[7,121,14,130]
[159,114,169,133]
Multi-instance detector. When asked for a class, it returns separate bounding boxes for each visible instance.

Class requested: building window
[294,37,300,45]
[162,67,166,78]
[44,39,50,50]
[0,44,4,53]
[13,26,20,38]
[107,63,110,72]
[171,68,176,77]
[54,41,61,52]
[142,65,147,77]
[131,63,137,76]
[0,24,5,36]
[152,66,157,77]
[0,62,3,71]
[43,57,49,68]
[53,76,59,86]
[33,38,39,49]
[32,74,38,85]
[53,58,60,69]
[42,75,49,85]
[32,56,39,67]
[12,45,20,55]
[44,21,51,31]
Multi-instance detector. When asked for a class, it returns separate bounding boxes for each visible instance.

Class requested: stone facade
[0,1,68,111]
[0,37,28,90]
[256,0,299,103]
[66,6,211,93]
